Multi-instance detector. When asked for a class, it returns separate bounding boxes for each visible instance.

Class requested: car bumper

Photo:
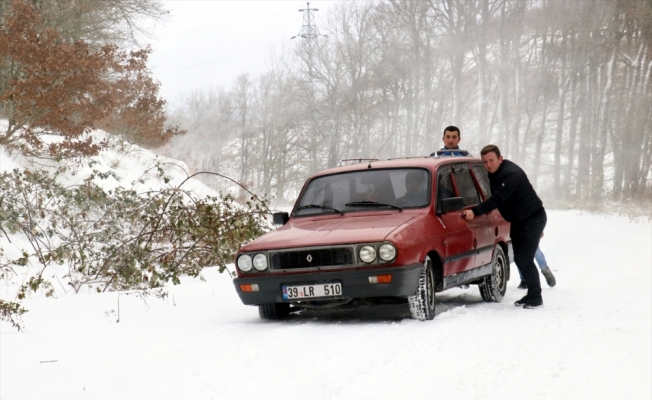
[233,264,423,305]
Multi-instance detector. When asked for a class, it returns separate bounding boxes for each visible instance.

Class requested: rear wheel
[408,256,436,320]
[479,246,508,302]
[258,303,290,320]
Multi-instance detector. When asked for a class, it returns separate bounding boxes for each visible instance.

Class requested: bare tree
[1,0,169,48]
[166,0,652,210]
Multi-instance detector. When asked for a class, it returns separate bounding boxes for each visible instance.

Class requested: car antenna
[367,160,373,169]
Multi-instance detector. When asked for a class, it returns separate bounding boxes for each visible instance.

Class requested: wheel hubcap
[426,268,435,310]
[494,255,505,290]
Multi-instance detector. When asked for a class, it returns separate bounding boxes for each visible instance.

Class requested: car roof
[311,155,483,177]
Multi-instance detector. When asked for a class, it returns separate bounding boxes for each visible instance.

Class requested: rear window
[294,168,430,216]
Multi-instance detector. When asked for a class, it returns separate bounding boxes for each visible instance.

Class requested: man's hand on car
[461,209,475,220]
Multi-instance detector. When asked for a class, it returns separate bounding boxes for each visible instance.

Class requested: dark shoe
[523,297,544,309]
[514,294,530,307]
[517,281,528,290]
[542,268,556,287]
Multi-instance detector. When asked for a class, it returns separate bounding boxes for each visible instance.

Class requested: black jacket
[471,159,543,223]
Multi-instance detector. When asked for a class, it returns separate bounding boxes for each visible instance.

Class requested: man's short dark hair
[442,125,460,138]
[480,144,501,158]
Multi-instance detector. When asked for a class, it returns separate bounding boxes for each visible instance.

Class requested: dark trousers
[510,208,547,300]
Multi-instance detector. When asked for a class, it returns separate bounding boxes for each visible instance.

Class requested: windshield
[294,168,430,216]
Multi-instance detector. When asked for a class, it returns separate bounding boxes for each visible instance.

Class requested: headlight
[237,254,253,272]
[379,243,397,261]
[253,253,268,271]
[359,245,377,263]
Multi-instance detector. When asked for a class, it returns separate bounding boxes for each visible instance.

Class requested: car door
[471,162,509,263]
[434,164,476,276]
[452,162,493,267]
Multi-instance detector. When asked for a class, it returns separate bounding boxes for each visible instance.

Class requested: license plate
[282,282,342,300]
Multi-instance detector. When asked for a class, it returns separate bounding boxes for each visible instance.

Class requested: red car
[233,155,512,320]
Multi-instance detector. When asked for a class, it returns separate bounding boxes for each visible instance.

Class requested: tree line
[165,0,652,210]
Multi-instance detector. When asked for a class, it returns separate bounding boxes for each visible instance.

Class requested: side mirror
[273,212,289,226]
[441,197,465,213]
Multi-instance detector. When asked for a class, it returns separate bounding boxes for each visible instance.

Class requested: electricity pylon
[292,2,326,86]
[292,2,327,174]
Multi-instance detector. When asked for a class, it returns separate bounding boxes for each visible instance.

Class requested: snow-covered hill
[1,132,651,400]
[0,128,219,196]
[0,129,227,301]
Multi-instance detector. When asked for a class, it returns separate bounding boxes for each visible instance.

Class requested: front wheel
[408,256,436,320]
[479,246,508,302]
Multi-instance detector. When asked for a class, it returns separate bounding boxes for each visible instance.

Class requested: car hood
[241,212,419,251]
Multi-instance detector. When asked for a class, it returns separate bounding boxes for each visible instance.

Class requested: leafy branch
[0,162,270,330]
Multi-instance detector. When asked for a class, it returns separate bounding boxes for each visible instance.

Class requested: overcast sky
[147,1,340,106]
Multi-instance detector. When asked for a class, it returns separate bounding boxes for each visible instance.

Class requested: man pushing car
[461,145,547,309]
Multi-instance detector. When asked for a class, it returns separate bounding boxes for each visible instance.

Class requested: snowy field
[1,209,650,400]
[1,133,651,399]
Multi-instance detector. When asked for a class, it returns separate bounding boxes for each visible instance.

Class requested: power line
[160,11,296,37]
[153,39,287,74]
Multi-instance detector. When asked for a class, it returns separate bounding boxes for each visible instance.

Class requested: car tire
[479,246,508,302]
[258,303,290,320]
[408,256,436,321]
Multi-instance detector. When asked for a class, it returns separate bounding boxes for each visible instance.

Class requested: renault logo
[306,254,313,262]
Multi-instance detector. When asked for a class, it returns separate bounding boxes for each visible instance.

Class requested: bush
[0,163,270,329]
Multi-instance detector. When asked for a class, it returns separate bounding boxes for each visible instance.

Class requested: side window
[472,163,491,200]
[452,163,481,206]
[436,165,455,213]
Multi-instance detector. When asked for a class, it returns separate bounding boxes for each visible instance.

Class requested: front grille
[270,247,354,270]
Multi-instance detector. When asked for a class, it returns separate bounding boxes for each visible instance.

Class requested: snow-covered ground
[1,209,650,400]
[1,134,651,399]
